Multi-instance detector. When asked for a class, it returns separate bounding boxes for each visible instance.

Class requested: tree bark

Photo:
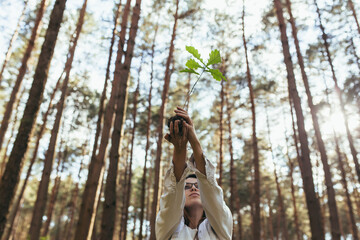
[0,0,29,85]
[225,87,242,240]
[241,1,260,238]
[119,58,142,240]
[0,87,25,178]
[41,149,66,237]
[348,0,360,35]
[90,0,122,168]
[285,0,341,238]
[265,104,289,240]
[218,79,224,187]
[273,0,325,238]
[149,1,179,239]
[0,0,49,152]
[0,0,66,237]
[28,1,86,238]
[74,1,132,238]
[99,0,142,238]
[138,22,158,240]
[314,0,360,184]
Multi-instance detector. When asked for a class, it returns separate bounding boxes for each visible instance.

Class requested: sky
[0,0,359,186]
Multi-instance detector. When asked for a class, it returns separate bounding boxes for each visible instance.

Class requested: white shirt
[155,155,233,240]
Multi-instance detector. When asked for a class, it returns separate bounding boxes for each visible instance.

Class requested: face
[184,178,202,208]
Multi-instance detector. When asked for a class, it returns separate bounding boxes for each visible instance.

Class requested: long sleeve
[155,163,191,240]
[188,154,233,240]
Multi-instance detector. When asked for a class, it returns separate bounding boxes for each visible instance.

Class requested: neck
[185,206,204,229]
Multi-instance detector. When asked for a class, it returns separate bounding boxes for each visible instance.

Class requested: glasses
[185,182,199,190]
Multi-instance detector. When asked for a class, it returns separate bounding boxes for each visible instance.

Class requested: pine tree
[0,0,67,237]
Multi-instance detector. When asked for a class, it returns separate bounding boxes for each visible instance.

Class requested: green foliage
[180,45,227,81]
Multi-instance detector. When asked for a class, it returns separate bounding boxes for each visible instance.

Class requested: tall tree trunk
[28,1,86,238]
[54,190,68,240]
[285,0,341,237]
[149,1,179,239]
[90,0,122,168]
[273,0,325,238]
[74,1,132,238]
[138,22,158,240]
[0,0,49,152]
[0,87,25,178]
[99,0,142,238]
[266,189,274,240]
[314,0,360,184]
[0,0,66,237]
[218,79,224,187]
[0,0,29,85]
[1,72,62,240]
[41,148,66,237]
[225,87,242,240]
[265,103,289,240]
[322,74,359,239]
[120,58,143,240]
[348,0,360,35]
[284,128,302,240]
[241,1,260,238]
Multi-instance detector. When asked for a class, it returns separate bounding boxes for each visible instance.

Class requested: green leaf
[185,46,204,64]
[185,58,201,69]
[206,49,221,66]
[208,69,226,81]
[180,68,199,75]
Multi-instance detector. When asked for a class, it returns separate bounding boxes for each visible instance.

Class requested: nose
[191,185,198,191]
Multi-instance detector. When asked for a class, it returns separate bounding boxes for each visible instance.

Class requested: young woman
[155,107,233,240]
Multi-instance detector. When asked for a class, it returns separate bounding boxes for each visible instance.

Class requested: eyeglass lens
[185,183,198,190]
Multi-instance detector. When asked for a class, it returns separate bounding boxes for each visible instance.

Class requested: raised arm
[175,107,233,239]
[156,117,190,239]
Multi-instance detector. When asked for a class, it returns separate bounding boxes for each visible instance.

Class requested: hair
[186,173,197,179]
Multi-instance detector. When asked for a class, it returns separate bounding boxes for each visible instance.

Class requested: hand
[173,107,198,145]
[164,119,188,151]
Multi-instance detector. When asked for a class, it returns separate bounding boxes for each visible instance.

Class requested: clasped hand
[164,107,196,150]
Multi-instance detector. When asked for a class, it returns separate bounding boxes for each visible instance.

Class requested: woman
[155,107,233,240]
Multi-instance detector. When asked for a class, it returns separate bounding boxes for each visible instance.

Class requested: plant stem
[183,69,205,110]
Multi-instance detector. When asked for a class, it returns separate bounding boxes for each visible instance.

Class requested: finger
[176,106,186,112]
[174,112,192,125]
[170,121,174,138]
[182,121,187,141]
[164,133,171,142]
[174,108,187,114]
[174,120,179,136]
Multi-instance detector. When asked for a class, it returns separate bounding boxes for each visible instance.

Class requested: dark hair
[186,173,197,179]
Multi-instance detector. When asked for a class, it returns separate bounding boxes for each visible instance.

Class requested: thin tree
[273,0,325,238]
[138,21,158,240]
[120,57,143,240]
[218,79,224,187]
[285,0,341,237]
[28,1,87,238]
[42,143,66,237]
[90,0,122,169]
[0,87,25,177]
[241,1,260,238]
[313,0,360,183]
[347,0,360,35]
[149,1,180,239]
[265,102,289,240]
[0,0,49,152]
[74,0,132,238]
[99,0,142,238]
[0,0,67,237]
[225,85,242,240]
[0,0,29,85]
[0,72,62,240]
